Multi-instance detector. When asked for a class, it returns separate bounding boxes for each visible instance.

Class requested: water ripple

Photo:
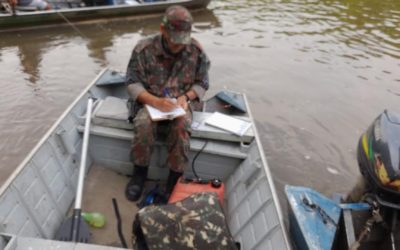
[213,0,400,62]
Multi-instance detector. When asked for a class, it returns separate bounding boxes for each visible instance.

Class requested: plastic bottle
[82,212,106,228]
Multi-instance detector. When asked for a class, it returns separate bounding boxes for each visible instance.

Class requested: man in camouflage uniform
[125,5,210,201]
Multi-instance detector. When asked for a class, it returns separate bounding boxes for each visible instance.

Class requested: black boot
[125,165,148,201]
[165,170,183,198]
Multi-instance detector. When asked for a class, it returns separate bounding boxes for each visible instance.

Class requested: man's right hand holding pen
[136,89,177,113]
[136,88,195,112]
[156,97,177,112]
[165,88,194,111]
[157,88,178,112]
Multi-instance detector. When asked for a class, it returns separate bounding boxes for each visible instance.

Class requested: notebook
[205,112,252,136]
[145,104,186,121]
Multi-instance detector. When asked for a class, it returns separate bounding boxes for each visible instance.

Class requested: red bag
[168,177,225,205]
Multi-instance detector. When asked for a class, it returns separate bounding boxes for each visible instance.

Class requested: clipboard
[145,104,186,121]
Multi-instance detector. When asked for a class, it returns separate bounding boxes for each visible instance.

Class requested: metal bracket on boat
[349,206,383,250]
[302,194,337,227]
[239,141,251,153]
[55,128,76,156]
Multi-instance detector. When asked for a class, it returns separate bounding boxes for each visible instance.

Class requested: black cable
[112,198,128,248]
[191,140,208,181]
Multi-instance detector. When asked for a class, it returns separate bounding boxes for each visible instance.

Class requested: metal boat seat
[92,96,255,144]
[79,96,250,173]
[92,96,171,141]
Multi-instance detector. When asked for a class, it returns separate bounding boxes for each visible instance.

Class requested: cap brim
[168,30,191,45]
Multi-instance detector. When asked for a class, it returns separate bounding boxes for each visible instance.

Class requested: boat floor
[79,164,149,248]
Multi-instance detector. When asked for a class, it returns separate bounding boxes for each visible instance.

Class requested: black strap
[112,198,128,248]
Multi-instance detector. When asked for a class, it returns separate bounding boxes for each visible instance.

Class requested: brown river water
[0,0,399,217]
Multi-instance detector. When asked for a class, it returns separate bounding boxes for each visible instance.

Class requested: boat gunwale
[242,94,291,249]
[0,0,211,32]
[0,68,108,197]
[0,0,197,17]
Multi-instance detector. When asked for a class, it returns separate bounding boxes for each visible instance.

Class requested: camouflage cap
[162,5,193,45]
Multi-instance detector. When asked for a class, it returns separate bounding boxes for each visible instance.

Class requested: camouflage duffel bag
[133,192,238,250]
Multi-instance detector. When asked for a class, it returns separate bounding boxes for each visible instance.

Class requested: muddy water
[1,0,399,218]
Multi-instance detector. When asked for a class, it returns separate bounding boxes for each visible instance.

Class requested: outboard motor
[357,110,400,204]
[355,110,400,250]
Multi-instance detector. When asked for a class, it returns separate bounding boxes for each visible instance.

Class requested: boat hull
[0,68,290,249]
[0,0,211,31]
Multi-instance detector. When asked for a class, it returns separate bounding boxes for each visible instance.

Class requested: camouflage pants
[131,108,192,173]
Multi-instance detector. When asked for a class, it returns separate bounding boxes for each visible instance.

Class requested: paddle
[55,98,93,242]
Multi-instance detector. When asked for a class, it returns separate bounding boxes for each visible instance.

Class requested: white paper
[191,120,201,129]
[205,112,252,136]
[145,104,186,121]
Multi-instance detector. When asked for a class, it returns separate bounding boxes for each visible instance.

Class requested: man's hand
[177,95,189,111]
[136,91,178,112]
[155,98,177,112]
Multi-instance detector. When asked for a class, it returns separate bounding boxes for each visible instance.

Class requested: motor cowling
[357,110,400,202]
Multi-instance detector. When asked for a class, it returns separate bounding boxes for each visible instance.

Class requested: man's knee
[170,117,191,136]
[134,118,153,133]
[133,110,155,138]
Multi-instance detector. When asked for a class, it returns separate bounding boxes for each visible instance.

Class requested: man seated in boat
[124,5,210,202]
[8,0,51,10]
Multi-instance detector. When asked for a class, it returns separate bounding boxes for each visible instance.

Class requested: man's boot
[125,165,148,201]
[165,170,183,199]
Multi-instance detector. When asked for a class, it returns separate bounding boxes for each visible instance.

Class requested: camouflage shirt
[126,34,210,101]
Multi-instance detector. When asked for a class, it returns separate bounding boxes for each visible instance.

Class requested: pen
[163,88,171,98]
[163,88,177,105]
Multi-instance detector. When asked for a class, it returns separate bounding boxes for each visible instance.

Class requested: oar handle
[71,208,82,242]
[75,98,93,209]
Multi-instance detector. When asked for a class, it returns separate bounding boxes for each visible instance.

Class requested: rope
[56,11,89,39]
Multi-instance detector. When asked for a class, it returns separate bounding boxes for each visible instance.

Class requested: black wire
[191,140,208,181]
[112,198,128,248]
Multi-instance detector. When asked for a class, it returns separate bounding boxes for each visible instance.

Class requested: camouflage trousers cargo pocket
[132,192,238,250]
